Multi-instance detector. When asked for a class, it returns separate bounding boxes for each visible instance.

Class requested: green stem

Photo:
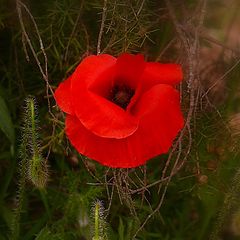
[39,189,51,218]
[30,99,38,156]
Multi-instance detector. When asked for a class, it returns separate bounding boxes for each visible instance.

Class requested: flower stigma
[110,85,135,109]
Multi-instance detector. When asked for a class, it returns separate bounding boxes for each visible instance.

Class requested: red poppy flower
[55,53,184,168]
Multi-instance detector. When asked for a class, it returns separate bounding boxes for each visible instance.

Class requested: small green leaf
[118,217,125,240]
[0,95,15,144]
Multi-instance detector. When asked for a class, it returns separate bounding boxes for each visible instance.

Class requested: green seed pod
[91,200,108,240]
[23,96,49,188]
[29,154,48,189]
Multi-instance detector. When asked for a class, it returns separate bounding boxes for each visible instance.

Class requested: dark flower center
[110,85,135,109]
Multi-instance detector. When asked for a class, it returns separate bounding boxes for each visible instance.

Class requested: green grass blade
[0,95,15,144]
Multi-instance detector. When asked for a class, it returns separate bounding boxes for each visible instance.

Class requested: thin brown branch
[97,0,108,55]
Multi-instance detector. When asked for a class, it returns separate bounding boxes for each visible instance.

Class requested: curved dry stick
[16,0,57,127]
[132,0,207,238]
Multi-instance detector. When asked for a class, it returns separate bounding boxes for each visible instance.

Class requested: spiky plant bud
[29,154,48,188]
[23,96,49,188]
[91,200,108,240]
[11,96,49,239]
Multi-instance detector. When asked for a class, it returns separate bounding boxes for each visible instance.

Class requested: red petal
[141,63,183,92]
[115,53,145,89]
[54,75,74,115]
[71,54,139,139]
[65,84,184,168]
[127,63,182,112]
[65,115,144,168]
[74,54,117,93]
[130,84,184,158]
